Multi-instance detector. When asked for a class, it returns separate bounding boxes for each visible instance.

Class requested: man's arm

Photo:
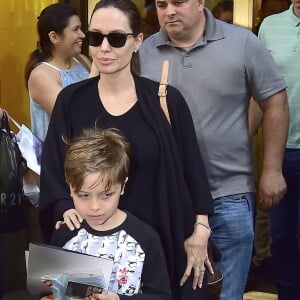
[248,98,263,138]
[257,89,289,207]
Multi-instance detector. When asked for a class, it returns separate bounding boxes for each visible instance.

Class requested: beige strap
[7,113,21,130]
[158,60,171,125]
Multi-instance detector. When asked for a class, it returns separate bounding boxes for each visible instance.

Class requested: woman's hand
[89,60,99,78]
[180,223,213,289]
[85,291,120,300]
[40,294,54,300]
[55,208,83,230]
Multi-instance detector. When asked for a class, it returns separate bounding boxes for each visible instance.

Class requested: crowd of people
[0,0,299,300]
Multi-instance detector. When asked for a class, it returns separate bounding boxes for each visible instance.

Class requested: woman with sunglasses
[39,1,213,299]
[25,3,92,142]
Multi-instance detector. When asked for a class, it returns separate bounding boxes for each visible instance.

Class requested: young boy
[49,128,171,300]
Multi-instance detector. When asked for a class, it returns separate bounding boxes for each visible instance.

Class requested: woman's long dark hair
[91,0,143,75]
[24,3,78,85]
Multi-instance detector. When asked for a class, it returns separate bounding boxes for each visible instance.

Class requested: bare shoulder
[28,64,62,108]
[28,64,60,88]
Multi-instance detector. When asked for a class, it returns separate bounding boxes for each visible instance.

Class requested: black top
[51,212,171,300]
[94,99,160,222]
[40,75,212,299]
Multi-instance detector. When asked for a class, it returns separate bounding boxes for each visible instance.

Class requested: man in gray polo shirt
[139,1,289,299]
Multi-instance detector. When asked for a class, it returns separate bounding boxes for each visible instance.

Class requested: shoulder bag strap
[7,113,21,130]
[158,60,171,125]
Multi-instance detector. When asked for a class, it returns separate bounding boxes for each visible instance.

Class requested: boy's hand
[55,208,83,230]
[86,291,120,300]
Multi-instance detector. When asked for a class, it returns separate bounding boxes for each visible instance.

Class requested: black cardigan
[40,75,212,299]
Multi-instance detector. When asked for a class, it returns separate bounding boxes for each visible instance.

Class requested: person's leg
[269,149,300,300]
[209,193,254,300]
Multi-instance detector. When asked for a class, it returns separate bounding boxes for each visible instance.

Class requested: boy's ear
[120,177,128,195]
[69,185,76,198]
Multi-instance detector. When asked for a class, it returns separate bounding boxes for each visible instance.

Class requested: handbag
[10,115,43,207]
[158,60,223,300]
[0,110,27,233]
[207,241,223,300]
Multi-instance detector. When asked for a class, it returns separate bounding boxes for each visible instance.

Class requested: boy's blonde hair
[64,128,130,193]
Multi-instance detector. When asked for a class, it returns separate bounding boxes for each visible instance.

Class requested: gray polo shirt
[139,8,287,199]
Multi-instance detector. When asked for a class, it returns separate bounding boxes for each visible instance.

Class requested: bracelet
[194,221,212,233]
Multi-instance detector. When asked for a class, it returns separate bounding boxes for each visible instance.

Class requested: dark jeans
[269,148,300,300]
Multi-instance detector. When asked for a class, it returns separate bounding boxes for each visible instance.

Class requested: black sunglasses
[86,31,135,48]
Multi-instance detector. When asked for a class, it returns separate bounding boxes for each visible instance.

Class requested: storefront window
[209,0,234,24]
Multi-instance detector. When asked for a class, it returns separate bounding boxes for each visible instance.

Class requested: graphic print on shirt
[63,229,145,295]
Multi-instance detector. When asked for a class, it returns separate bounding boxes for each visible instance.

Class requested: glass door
[206,0,253,29]
[85,1,255,35]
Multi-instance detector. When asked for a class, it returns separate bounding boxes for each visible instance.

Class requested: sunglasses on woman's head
[86,31,135,48]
